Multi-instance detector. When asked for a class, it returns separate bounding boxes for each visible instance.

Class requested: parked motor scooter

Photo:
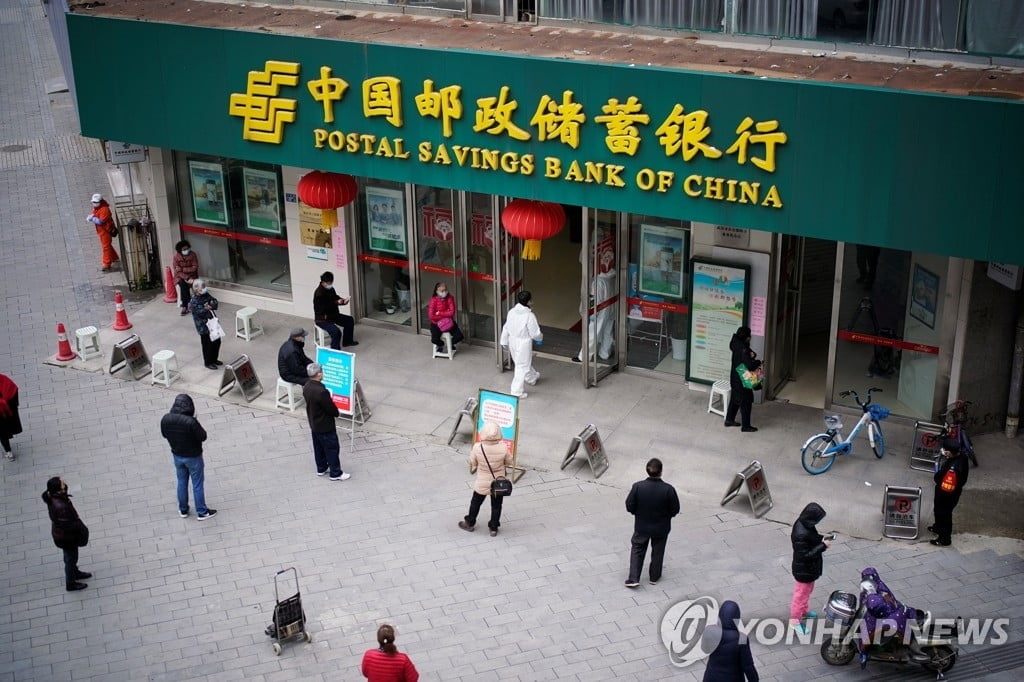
[819,568,961,675]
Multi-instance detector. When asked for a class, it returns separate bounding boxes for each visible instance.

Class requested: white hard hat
[90,193,103,203]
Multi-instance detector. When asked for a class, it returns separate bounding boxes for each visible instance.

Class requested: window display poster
[333,215,348,270]
[188,159,227,225]
[316,346,355,415]
[242,167,282,235]
[686,259,750,385]
[639,224,686,297]
[910,264,939,329]
[367,186,407,255]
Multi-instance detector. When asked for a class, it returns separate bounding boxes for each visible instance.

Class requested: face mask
[438,291,448,298]
[295,339,305,346]
[200,288,208,295]
[181,249,191,256]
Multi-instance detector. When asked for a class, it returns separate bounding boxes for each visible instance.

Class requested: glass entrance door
[766,233,803,397]
[415,184,464,339]
[582,208,620,386]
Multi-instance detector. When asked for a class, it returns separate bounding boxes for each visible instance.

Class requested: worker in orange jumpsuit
[87,193,119,272]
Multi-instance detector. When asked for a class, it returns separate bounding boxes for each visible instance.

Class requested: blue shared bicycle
[801,388,890,475]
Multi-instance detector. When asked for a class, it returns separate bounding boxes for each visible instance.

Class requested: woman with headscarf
[700,600,759,681]
[458,421,514,537]
[724,325,761,432]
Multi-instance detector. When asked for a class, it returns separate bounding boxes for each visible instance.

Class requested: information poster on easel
[316,346,355,414]
[686,259,750,385]
[475,388,523,482]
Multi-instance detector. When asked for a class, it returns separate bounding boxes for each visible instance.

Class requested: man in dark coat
[929,438,969,546]
[724,325,761,432]
[41,476,91,591]
[278,328,313,385]
[302,363,351,481]
[624,457,680,588]
[789,502,831,633]
[160,394,216,520]
[700,600,759,682]
[313,271,357,350]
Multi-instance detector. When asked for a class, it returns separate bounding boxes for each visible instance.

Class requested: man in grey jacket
[302,363,351,481]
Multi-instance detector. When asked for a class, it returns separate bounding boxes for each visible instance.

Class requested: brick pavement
[2,1,1024,680]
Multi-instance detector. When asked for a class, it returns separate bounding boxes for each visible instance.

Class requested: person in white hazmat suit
[574,268,616,363]
[500,290,543,398]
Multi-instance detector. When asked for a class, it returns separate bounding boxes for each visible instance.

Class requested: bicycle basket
[867,404,889,420]
[824,415,843,430]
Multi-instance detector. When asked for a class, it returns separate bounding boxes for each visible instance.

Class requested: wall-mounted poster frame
[188,159,228,226]
[909,263,939,329]
[242,166,282,235]
[366,186,407,255]
[639,224,686,298]
[686,259,750,385]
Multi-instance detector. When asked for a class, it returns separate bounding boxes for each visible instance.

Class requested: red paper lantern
[500,199,566,260]
[296,171,358,228]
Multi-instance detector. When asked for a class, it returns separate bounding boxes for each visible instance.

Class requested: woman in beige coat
[458,421,514,537]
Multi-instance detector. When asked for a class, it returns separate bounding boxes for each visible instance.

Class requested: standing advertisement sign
[686,259,750,385]
[475,388,524,482]
[315,346,355,414]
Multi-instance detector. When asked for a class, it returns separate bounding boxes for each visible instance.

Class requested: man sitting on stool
[313,271,357,350]
[278,328,313,386]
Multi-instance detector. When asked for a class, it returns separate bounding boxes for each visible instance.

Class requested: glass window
[625,216,690,376]
[355,178,411,325]
[174,153,289,293]
[539,0,724,31]
[833,244,948,419]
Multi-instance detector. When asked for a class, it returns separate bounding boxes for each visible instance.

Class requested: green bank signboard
[67,15,1024,264]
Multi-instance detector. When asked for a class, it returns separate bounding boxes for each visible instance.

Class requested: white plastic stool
[314,325,330,348]
[708,378,731,418]
[275,377,305,412]
[432,332,455,360]
[235,307,263,341]
[151,350,180,388]
[74,326,102,361]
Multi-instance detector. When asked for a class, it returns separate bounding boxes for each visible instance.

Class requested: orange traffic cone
[55,323,77,361]
[112,290,133,331]
[163,266,179,303]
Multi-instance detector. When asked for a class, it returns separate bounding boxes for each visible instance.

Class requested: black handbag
[481,446,512,497]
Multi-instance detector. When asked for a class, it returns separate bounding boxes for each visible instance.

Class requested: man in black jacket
[313,271,357,350]
[624,458,680,588]
[302,363,351,481]
[278,327,313,385]
[159,394,216,520]
[929,438,969,546]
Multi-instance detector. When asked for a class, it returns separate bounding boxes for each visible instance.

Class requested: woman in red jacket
[361,624,418,682]
[0,373,21,461]
[427,282,464,353]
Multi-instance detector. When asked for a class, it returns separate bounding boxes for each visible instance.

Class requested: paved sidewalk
[2,1,1023,680]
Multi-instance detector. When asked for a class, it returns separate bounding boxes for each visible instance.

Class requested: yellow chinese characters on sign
[228,60,300,144]
[594,96,650,156]
[228,61,788,178]
[530,90,586,149]
[307,66,350,124]
[364,77,403,127]
[415,80,463,138]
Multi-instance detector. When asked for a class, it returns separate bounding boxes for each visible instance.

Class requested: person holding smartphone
[789,502,832,634]
[313,271,357,350]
